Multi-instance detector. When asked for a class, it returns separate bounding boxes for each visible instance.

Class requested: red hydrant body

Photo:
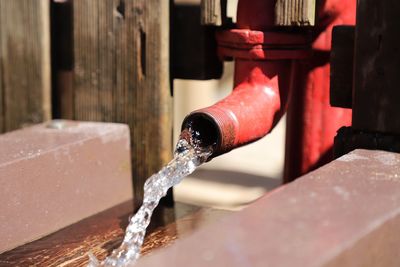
[182,0,356,180]
[284,0,356,181]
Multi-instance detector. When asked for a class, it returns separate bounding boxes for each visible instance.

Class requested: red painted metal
[183,60,292,155]
[182,0,355,177]
[182,0,297,156]
[216,29,310,60]
[284,0,356,182]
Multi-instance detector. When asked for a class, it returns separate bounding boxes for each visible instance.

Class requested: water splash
[88,129,213,267]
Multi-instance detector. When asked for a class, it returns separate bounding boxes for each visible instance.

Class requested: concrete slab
[0,120,133,253]
[136,149,400,267]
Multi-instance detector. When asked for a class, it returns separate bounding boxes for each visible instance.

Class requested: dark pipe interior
[181,113,220,150]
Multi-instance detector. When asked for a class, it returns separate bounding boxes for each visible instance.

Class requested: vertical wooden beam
[0,0,51,132]
[72,0,172,207]
[353,0,400,134]
[200,0,237,26]
[201,0,222,25]
[275,0,316,26]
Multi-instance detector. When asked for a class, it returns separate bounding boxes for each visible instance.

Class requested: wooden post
[353,0,400,134]
[201,0,223,25]
[71,0,172,207]
[275,0,316,26]
[0,0,51,132]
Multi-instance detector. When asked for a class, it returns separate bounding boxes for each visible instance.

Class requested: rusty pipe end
[181,107,238,159]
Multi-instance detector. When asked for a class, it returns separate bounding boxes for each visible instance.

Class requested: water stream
[88,129,213,267]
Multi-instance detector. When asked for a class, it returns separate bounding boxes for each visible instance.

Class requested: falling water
[88,129,213,267]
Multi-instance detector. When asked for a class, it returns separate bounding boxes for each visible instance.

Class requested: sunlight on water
[88,129,213,267]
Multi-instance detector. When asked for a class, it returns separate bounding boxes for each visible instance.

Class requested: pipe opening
[181,113,220,150]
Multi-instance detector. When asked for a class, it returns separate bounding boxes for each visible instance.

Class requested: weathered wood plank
[71,0,172,207]
[353,0,400,134]
[201,0,222,25]
[275,0,316,26]
[0,0,51,132]
[0,201,224,266]
[73,0,101,121]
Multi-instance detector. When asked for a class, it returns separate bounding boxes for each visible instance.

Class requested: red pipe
[284,0,356,181]
[182,60,292,156]
[182,0,294,156]
[183,0,354,176]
